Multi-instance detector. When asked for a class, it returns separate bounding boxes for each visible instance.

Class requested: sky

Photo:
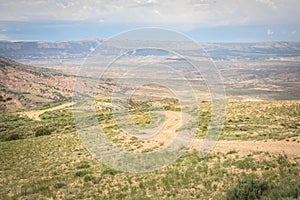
[0,0,300,42]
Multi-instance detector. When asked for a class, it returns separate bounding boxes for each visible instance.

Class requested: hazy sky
[0,0,299,42]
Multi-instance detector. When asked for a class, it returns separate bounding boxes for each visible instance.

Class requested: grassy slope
[0,100,300,199]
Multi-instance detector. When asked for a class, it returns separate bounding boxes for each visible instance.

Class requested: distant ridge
[0,39,300,61]
[0,39,103,61]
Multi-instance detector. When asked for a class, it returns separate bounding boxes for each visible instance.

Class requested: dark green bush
[226,177,270,200]
[5,133,21,141]
[75,170,91,177]
[267,181,300,199]
[101,168,118,176]
[35,127,51,137]
[76,162,90,169]
[54,182,67,189]
[227,176,300,200]
[83,174,96,182]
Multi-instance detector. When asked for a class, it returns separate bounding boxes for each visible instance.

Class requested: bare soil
[21,102,73,121]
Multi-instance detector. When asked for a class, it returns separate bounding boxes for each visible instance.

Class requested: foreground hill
[0,57,74,112]
[0,100,299,199]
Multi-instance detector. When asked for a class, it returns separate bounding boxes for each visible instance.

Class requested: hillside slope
[0,100,299,199]
[0,57,74,112]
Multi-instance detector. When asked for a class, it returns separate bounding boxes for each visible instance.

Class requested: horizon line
[1,38,300,44]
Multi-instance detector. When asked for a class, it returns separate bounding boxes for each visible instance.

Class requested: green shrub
[227,176,300,200]
[35,127,51,137]
[101,168,118,176]
[76,162,90,169]
[54,182,67,189]
[226,177,270,200]
[267,182,300,199]
[224,157,256,170]
[227,150,238,155]
[5,133,21,141]
[74,170,92,177]
[83,174,96,182]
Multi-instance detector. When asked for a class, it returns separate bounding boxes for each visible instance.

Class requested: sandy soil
[191,139,300,157]
[145,111,181,147]
[114,111,182,151]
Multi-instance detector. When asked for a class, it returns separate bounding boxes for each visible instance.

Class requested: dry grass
[0,100,300,199]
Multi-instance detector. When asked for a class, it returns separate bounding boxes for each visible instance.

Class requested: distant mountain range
[0,39,300,62]
[0,39,103,61]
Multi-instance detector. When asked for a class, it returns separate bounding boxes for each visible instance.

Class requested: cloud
[256,0,277,9]
[0,0,299,31]
[0,34,8,40]
[267,28,274,35]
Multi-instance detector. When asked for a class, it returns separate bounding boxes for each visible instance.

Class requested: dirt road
[21,103,299,157]
[160,111,300,157]
[147,111,181,146]
[21,102,73,121]
[127,110,300,157]
[212,139,300,157]
[190,137,300,157]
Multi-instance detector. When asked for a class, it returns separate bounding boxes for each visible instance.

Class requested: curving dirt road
[20,103,300,157]
[155,111,300,157]
[147,111,182,146]
[21,102,73,121]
